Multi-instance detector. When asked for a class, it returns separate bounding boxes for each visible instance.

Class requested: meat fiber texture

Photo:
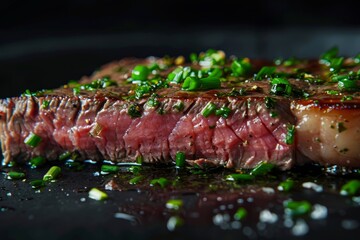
[1,57,360,170]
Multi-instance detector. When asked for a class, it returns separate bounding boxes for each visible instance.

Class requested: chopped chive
[255,66,276,80]
[199,77,221,90]
[128,166,142,175]
[209,68,223,78]
[250,161,275,176]
[189,53,198,63]
[167,216,184,231]
[150,177,170,188]
[166,199,183,210]
[24,132,42,148]
[30,156,46,168]
[167,67,184,83]
[64,160,84,171]
[201,102,217,117]
[7,171,25,180]
[30,179,45,189]
[340,179,360,196]
[320,46,339,63]
[59,151,72,161]
[175,151,186,168]
[285,124,295,145]
[215,106,231,118]
[88,188,108,200]
[278,179,295,192]
[131,65,149,81]
[129,176,144,185]
[101,165,119,173]
[338,78,358,91]
[264,97,276,109]
[136,155,144,164]
[43,166,61,181]
[270,77,292,96]
[284,200,312,217]
[225,173,254,182]
[127,104,142,118]
[173,101,184,112]
[337,122,347,133]
[41,100,50,109]
[234,207,247,221]
[231,58,252,77]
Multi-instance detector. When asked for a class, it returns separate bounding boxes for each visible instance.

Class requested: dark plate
[1,30,360,240]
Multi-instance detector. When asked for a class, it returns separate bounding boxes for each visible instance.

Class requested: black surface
[1,163,360,240]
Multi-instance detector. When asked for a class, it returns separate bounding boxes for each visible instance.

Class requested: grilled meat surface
[1,50,360,169]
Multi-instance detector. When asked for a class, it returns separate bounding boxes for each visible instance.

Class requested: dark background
[1,0,360,97]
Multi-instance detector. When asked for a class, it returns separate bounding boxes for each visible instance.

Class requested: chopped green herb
[201,102,217,117]
[150,177,170,188]
[128,166,142,175]
[30,179,45,189]
[234,207,247,221]
[255,66,276,80]
[136,155,144,164]
[43,166,61,181]
[250,161,275,176]
[278,179,295,192]
[285,125,295,145]
[284,200,312,217]
[101,165,119,173]
[88,188,108,200]
[129,176,144,185]
[64,160,84,171]
[146,93,160,108]
[209,68,223,78]
[168,67,184,83]
[166,199,183,210]
[189,53,198,63]
[175,151,186,168]
[270,77,292,96]
[341,95,353,101]
[173,101,184,112]
[338,78,358,91]
[131,65,150,81]
[340,179,360,196]
[265,97,276,109]
[320,46,339,63]
[337,122,347,133]
[29,156,46,168]
[59,151,72,161]
[225,173,254,182]
[7,171,25,180]
[231,58,252,77]
[215,106,231,118]
[127,104,142,118]
[24,132,42,148]
[41,100,50,109]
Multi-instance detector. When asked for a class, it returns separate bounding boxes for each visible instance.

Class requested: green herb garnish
[29,156,46,168]
[175,151,186,168]
[284,200,312,217]
[340,179,360,196]
[88,188,108,200]
[101,165,120,173]
[234,207,247,221]
[250,161,275,176]
[201,102,217,117]
[24,132,42,148]
[43,166,61,181]
[7,171,25,180]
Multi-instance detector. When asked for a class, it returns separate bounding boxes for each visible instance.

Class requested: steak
[1,49,360,170]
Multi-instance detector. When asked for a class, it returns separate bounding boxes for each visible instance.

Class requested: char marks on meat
[1,50,360,169]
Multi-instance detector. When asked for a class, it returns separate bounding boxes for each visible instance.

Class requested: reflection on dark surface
[1,162,359,239]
